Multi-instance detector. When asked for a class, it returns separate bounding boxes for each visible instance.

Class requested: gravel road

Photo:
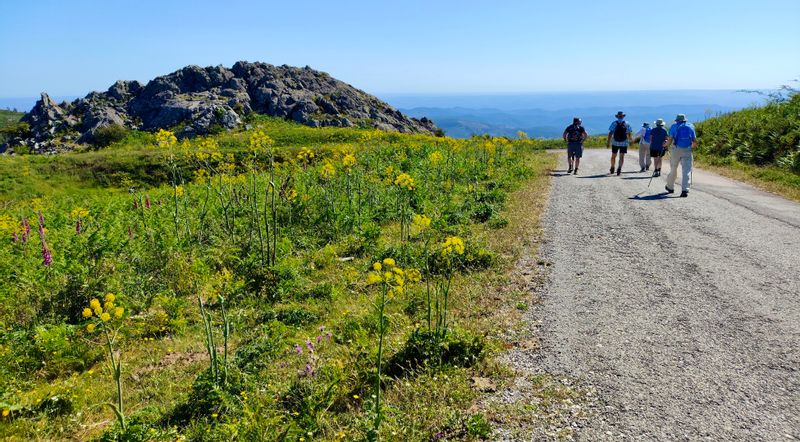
[523,149,800,441]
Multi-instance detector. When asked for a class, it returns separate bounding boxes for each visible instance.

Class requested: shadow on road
[577,174,610,179]
[622,177,652,180]
[629,192,676,200]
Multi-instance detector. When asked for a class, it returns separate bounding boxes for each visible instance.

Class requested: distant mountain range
[384,90,765,138]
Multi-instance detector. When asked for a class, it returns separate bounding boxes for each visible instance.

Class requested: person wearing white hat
[634,122,653,172]
[649,119,669,177]
[665,114,698,197]
[606,111,633,176]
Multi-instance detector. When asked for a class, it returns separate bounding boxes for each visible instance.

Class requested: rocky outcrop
[14,62,439,153]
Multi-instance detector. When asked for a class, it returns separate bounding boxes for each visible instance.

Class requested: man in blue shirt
[606,111,633,176]
[664,114,698,197]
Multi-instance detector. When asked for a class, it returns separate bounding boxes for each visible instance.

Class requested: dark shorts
[611,145,628,154]
[650,148,666,158]
[567,143,583,158]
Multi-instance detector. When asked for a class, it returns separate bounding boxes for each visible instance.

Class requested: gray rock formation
[17,62,439,152]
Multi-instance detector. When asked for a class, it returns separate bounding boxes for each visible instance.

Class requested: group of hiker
[562,111,698,197]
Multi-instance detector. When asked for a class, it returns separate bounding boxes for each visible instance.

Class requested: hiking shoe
[567,167,573,174]
[610,167,615,175]
[665,185,674,194]
[640,167,645,172]
[680,191,689,198]
[573,168,578,175]
[646,166,650,171]
[616,168,621,176]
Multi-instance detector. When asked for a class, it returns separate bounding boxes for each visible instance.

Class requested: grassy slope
[0,118,564,441]
[694,94,800,201]
[0,110,23,129]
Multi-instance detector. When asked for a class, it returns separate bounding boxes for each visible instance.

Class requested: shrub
[92,124,129,148]
[385,329,485,377]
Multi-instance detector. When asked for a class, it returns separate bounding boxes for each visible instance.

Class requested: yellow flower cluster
[342,153,357,169]
[366,258,410,288]
[70,207,89,219]
[442,236,465,255]
[284,188,298,202]
[193,169,209,184]
[83,293,124,332]
[412,214,431,230]
[297,147,315,163]
[394,173,415,190]
[195,138,222,162]
[249,130,274,152]
[174,185,184,197]
[0,214,15,236]
[155,129,177,149]
[428,151,443,164]
[320,162,336,180]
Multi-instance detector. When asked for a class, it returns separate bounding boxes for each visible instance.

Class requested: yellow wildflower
[442,236,465,255]
[105,293,115,303]
[412,214,431,230]
[428,151,443,164]
[90,298,101,310]
[70,207,89,219]
[174,185,184,197]
[372,262,382,271]
[406,268,422,283]
[342,153,356,169]
[155,129,177,149]
[296,147,315,163]
[394,173,415,190]
[366,273,382,285]
[382,258,396,267]
[82,308,93,318]
[2,409,9,417]
[249,130,274,153]
[100,312,111,322]
[114,307,124,318]
[320,162,336,180]
[86,323,96,333]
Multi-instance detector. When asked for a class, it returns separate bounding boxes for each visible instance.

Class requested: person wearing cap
[649,119,669,177]
[634,122,653,172]
[562,117,587,174]
[606,111,633,176]
[664,114,698,197]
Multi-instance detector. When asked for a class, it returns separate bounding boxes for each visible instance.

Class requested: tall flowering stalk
[83,293,127,431]
[365,258,406,439]
[36,212,52,266]
[393,172,415,241]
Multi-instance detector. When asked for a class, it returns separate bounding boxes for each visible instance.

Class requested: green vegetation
[694,91,800,199]
[0,116,555,440]
[0,110,27,145]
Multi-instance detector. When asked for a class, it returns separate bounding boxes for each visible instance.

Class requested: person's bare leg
[574,157,581,171]
[568,153,574,171]
[618,153,625,171]
[610,152,617,173]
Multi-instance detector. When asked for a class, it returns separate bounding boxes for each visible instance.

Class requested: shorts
[567,143,583,158]
[611,145,628,154]
[650,148,666,158]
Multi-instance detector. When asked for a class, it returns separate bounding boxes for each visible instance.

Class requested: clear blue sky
[1,0,798,97]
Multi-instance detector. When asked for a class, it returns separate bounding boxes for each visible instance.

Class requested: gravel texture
[499,150,800,441]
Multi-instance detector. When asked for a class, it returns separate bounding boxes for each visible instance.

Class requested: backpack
[643,127,652,142]
[566,125,584,142]
[675,123,694,147]
[613,121,628,142]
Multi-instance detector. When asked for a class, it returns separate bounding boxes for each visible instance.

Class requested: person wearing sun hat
[664,114,698,197]
[634,122,653,172]
[649,118,669,177]
[562,117,587,174]
[606,111,633,175]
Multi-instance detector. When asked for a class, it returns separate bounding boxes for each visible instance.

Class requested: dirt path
[497,149,800,441]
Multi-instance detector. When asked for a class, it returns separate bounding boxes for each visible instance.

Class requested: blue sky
[1,0,798,97]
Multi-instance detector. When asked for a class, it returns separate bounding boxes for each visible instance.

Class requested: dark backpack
[566,125,584,142]
[613,121,628,142]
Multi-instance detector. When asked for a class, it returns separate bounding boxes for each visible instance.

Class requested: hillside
[9,62,439,154]
[0,117,558,440]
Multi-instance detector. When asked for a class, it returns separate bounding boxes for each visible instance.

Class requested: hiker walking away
[606,111,633,176]
[649,119,668,177]
[562,117,588,175]
[634,122,653,172]
[664,114,698,197]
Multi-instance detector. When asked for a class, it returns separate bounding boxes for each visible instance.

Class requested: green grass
[0,118,556,441]
[0,110,23,128]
